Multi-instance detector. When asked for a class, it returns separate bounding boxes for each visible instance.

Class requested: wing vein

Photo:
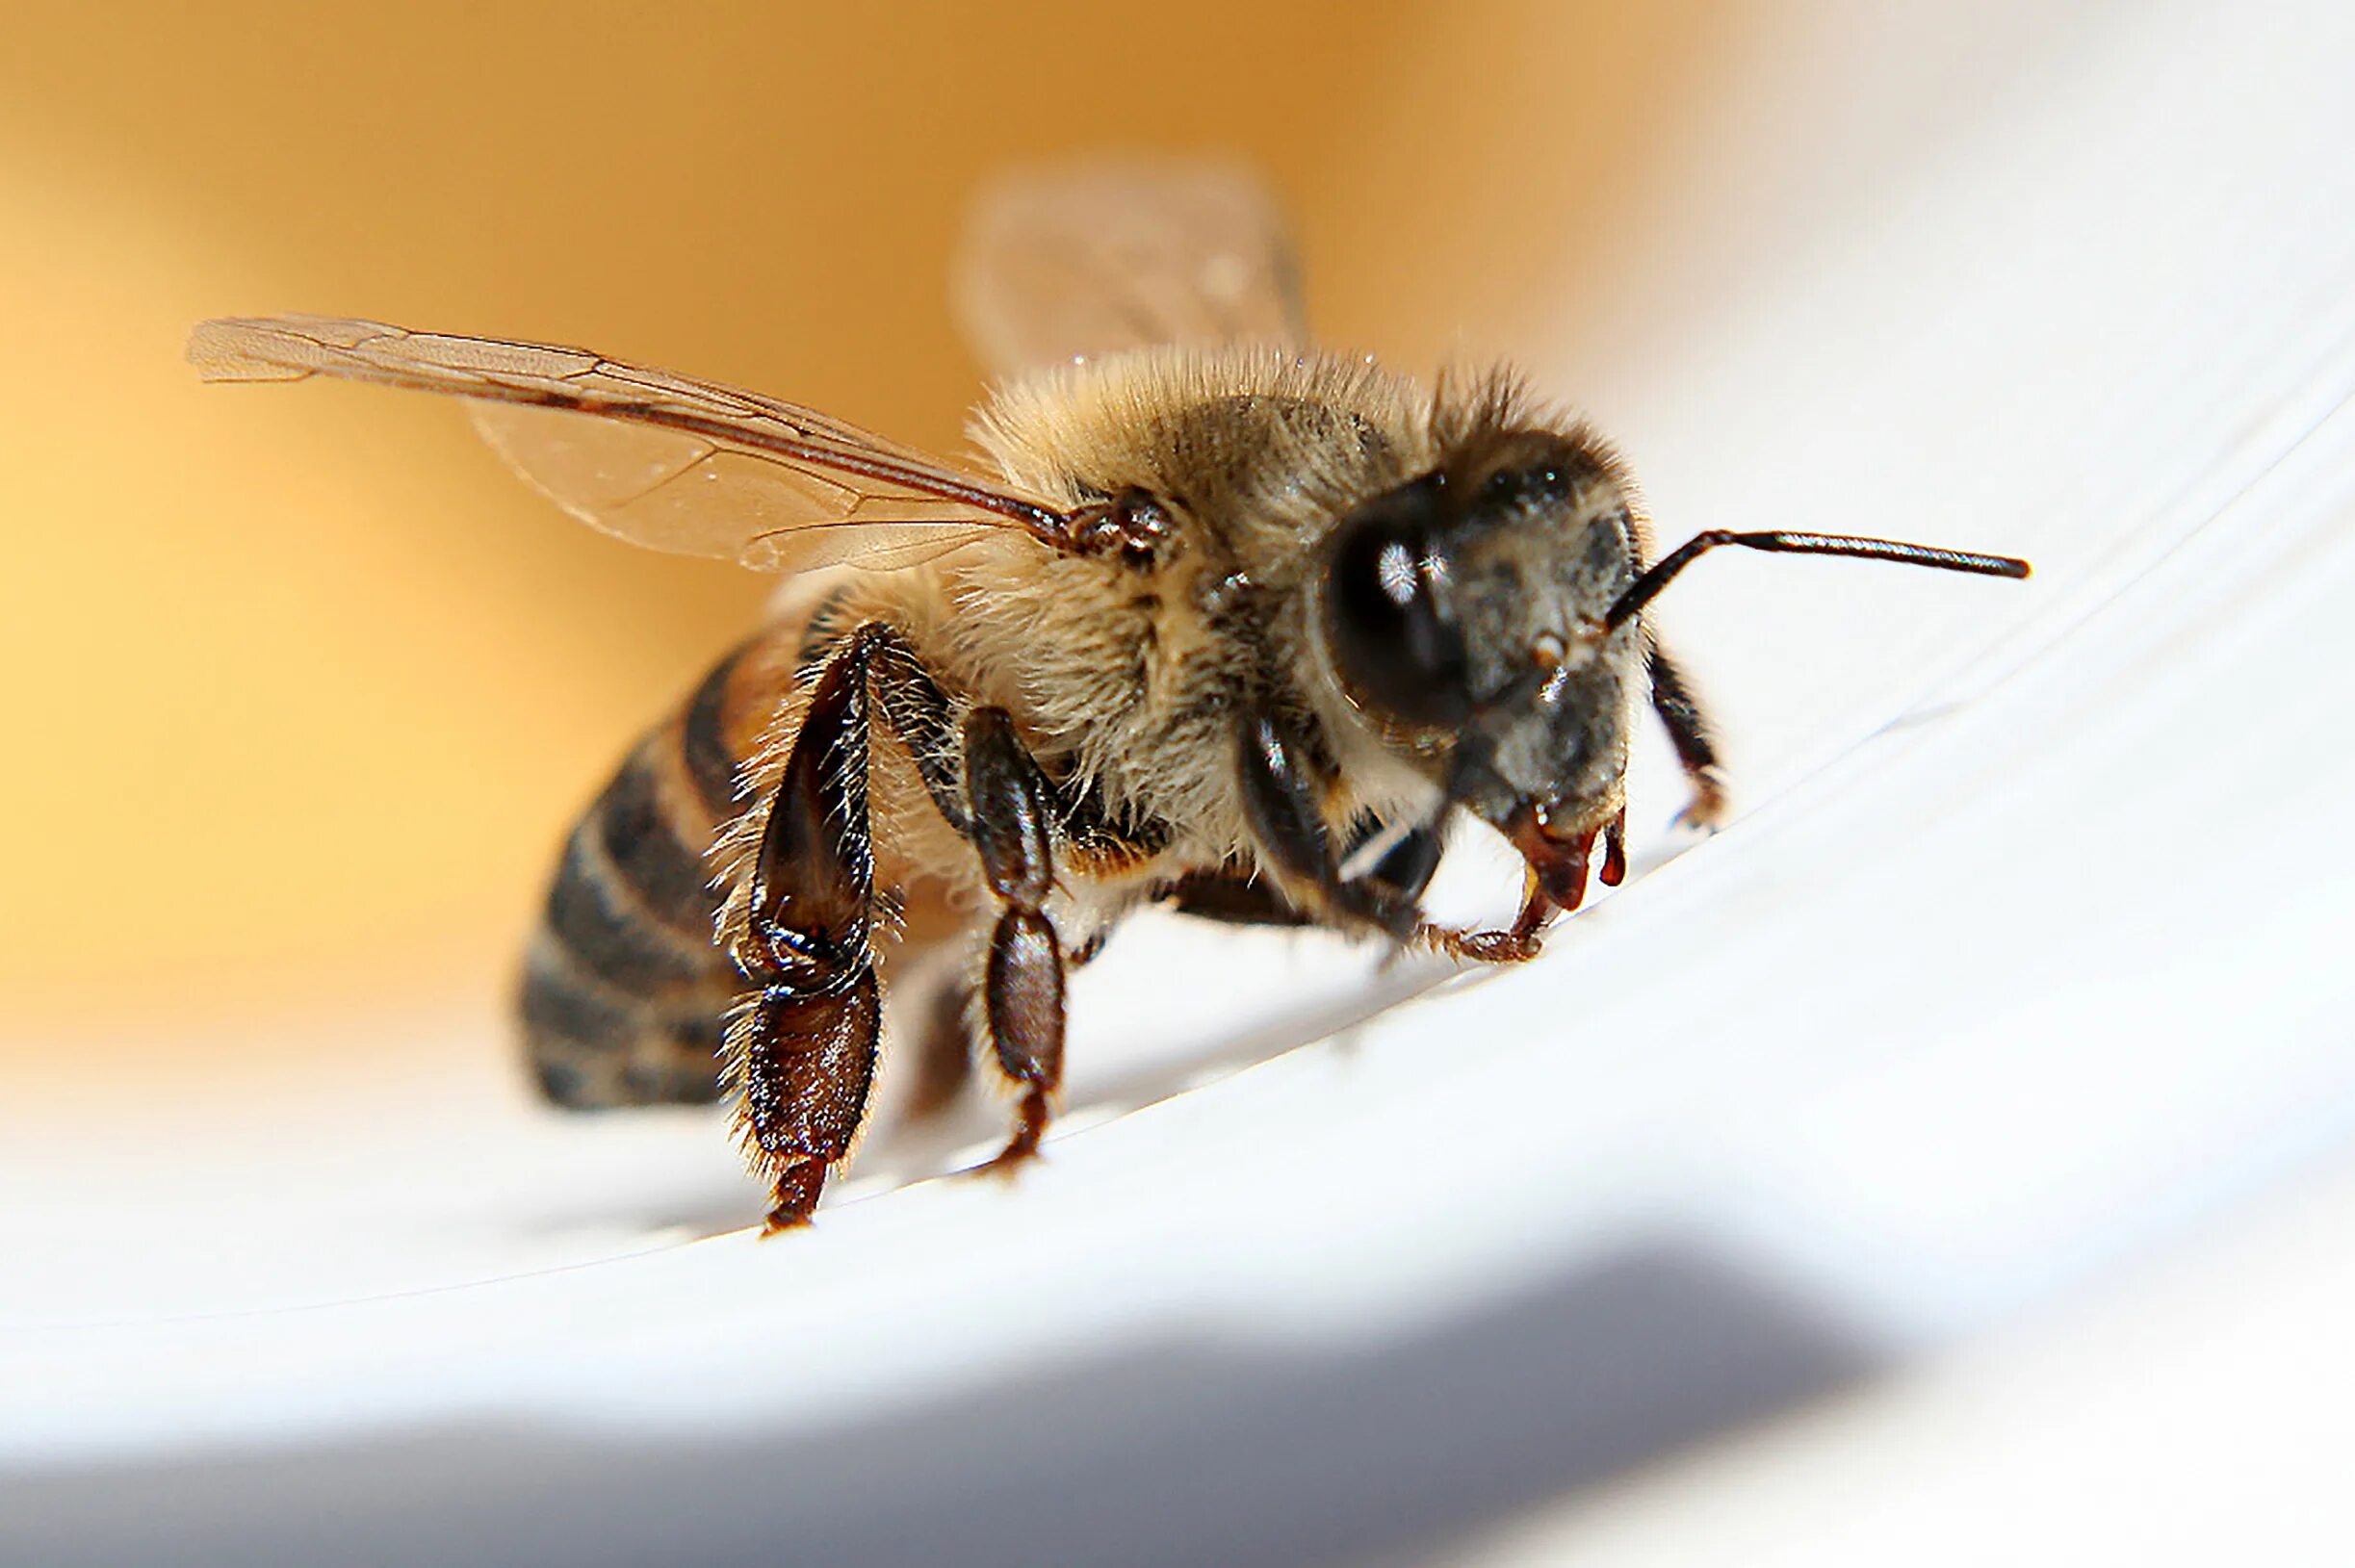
[188,314,1080,572]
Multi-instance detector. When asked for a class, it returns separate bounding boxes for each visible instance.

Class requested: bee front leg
[1417,806,1626,964]
[1235,708,1425,939]
[727,633,883,1233]
[1414,872,1554,964]
[961,707,1069,1175]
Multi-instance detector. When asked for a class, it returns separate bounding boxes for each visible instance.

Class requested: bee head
[1317,427,1641,897]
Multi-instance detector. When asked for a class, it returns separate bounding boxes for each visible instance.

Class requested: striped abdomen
[520,640,770,1109]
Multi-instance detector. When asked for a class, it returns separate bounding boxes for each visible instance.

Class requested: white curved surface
[8,3,2355,1562]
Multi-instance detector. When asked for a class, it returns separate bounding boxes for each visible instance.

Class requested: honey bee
[190,161,2028,1231]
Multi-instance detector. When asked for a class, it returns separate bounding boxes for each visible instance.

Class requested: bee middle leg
[960,706,1069,1174]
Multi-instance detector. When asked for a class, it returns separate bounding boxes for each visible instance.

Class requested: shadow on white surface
[0,1238,1878,1568]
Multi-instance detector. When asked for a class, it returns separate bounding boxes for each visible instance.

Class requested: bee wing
[188,314,1076,573]
[954,159,1307,380]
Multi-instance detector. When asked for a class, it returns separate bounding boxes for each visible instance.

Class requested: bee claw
[973,1143,1045,1183]
[971,1085,1052,1180]
[1415,922,1545,964]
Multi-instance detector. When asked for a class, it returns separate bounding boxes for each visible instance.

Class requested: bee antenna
[1605,530,2032,631]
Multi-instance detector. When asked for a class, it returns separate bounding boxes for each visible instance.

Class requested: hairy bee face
[1316,427,1642,899]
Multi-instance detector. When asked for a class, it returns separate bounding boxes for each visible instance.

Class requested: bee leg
[863,623,971,836]
[1416,871,1551,964]
[1346,815,1444,907]
[1412,795,1639,951]
[902,977,977,1120]
[1235,708,1421,938]
[1174,815,1437,930]
[961,707,1068,1175]
[728,632,883,1233]
[1646,639,1731,831]
[1161,866,1315,927]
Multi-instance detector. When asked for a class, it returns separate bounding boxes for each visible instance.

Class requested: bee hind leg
[960,707,1069,1176]
[728,632,885,1233]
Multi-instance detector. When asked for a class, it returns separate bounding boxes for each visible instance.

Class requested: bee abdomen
[520,648,759,1109]
[520,932,732,1107]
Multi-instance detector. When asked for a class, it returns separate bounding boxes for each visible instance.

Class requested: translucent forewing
[188,315,1074,573]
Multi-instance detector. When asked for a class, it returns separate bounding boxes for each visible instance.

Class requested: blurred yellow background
[0,1,1735,1058]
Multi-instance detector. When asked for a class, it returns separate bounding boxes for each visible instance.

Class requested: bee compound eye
[1323,491,1473,730]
